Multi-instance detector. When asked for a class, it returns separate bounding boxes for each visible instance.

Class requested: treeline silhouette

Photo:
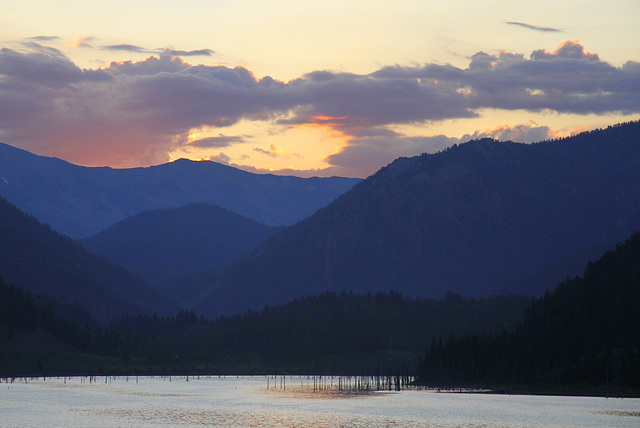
[0,281,528,377]
[417,232,640,395]
[3,225,640,396]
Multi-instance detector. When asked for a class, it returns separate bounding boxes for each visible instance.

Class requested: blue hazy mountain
[0,197,176,323]
[0,144,360,238]
[80,203,280,288]
[200,122,640,317]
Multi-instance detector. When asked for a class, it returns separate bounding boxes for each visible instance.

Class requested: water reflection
[1,376,638,428]
[78,407,405,428]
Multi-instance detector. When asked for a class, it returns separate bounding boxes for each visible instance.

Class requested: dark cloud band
[168,49,215,57]
[188,135,248,148]
[27,35,61,41]
[101,44,150,53]
[506,21,561,32]
[101,45,214,57]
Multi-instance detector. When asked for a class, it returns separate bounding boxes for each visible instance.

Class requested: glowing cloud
[0,40,638,175]
[254,144,302,159]
[70,37,95,48]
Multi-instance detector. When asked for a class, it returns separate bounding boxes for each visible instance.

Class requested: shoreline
[4,374,639,399]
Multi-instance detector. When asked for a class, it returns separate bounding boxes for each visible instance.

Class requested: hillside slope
[201,122,640,316]
[0,197,175,322]
[417,230,640,393]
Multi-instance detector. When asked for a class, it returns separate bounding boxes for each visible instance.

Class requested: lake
[1,376,638,427]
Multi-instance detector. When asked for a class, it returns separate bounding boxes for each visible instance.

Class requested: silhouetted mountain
[80,203,281,290]
[0,197,175,323]
[201,122,640,317]
[0,144,360,238]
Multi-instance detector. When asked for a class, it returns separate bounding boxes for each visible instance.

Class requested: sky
[1,0,639,178]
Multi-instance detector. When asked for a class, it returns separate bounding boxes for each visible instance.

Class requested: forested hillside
[0,278,529,377]
[417,231,640,395]
[0,197,175,322]
[201,122,640,317]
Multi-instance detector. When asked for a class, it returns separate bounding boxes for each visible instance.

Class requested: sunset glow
[1,1,639,177]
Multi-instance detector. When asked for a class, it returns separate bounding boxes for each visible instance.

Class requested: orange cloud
[69,37,94,48]
[254,144,302,159]
[291,115,349,130]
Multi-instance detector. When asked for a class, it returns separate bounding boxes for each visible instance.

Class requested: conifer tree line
[0,279,527,377]
[417,232,640,394]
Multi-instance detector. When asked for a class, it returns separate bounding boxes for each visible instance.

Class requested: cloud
[104,51,191,75]
[374,41,638,116]
[166,48,215,57]
[71,37,95,49]
[0,45,108,86]
[459,122,558,143]
[322,121,563,177]
[253,147,271,156]
[101,45,214,57]
[530,40,600,61]
[506,21,561,32]
[188,134,249,148]
[325,133,459,178]
[204,152,232,164]
[0,40,638,173]
[17,41,69,59]
[282,70,478,130]
[27,35,61,41]
[211,122,565,178]
[285,41,639,137]
[0,47,295,166]
[101,44,151,53]
[254,144,302,159]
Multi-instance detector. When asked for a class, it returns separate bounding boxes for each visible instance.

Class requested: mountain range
[0,143,360,238]
[2,122,640,321]
[2,121,640,390]
[199,122,640,317]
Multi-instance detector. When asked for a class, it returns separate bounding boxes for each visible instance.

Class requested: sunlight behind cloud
[1,1,639,177]
[167,119,350,175]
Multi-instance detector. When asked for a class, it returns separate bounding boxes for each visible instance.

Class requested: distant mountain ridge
[0,197,175,322]
[80,203,280,289]
[200,122,640,317]
[0,144,360,238]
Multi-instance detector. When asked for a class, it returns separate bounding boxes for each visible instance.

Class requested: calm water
[1,376,638,427]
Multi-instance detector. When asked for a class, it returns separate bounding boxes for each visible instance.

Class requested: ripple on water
[74,406,460,428]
